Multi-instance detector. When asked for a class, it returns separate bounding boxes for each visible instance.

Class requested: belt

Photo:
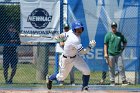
[63,55,76,58]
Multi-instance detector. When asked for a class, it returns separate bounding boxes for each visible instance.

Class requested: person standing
[104,21,129,86]
[3,25,21,84]
[55,23,75,86]
[47,21,96,91]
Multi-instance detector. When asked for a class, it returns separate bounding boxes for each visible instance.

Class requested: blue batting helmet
[71,21,84,31]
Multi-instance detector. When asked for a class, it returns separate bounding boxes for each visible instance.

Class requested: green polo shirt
[104,32,127,56]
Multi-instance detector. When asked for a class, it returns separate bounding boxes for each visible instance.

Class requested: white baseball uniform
[56,31,90,81]
[55,30,72,53]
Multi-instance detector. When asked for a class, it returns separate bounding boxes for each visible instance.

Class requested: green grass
[0,63,108,87]
[0,63,139,89]
[0,63,36,83]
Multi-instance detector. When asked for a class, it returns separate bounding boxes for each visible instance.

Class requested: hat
[63,23,69,28]
[111,22,117,28]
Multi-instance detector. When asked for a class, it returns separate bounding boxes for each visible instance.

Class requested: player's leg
[73,56,90,91]
[116,54,126,81]
[47,57,74,89]
[3,47,10,84]
[9,47,18,84]
[49,53,66,86]
[108,56,116,85]
[69,67,75,85]
[116,54,129,85]
[3,64,9,84]
[58,54,64,85]
[56,57,74,81]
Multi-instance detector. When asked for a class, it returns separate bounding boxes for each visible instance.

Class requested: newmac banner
[20,0,60,43]
[68,0,140,71]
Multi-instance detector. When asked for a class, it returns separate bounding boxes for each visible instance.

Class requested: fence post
[136,4,140,84]
[54,52,59,74]
[36,43,49,80]
[53,0,63,76]
[136,47,140,84]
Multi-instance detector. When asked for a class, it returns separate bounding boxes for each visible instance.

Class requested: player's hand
[59,34,65,38]
[54,36,59,40]
[89,40,96,48]
[104,53,109,58]
[59,42,65,47]
[54,34,65,42]
[54,34,64,39]
[121,46,125,52]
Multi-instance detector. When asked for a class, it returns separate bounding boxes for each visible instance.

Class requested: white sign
[20,0,60,43]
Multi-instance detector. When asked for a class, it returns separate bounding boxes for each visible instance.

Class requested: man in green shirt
[104,22,129,86]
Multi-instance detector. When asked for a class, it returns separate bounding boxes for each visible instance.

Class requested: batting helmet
[71,21,84,31]
[63,23,69,29]
[111,22,117,28]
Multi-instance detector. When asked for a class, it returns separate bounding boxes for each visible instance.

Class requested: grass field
[0,63,139,89]
[0,63,107,82]
[0,63,108,86]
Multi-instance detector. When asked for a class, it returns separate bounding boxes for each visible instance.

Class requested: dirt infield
[0,85,140,93]
[0,90,139,93]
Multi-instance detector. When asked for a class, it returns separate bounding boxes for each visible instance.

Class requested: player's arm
[79,47,91,55]
[78,40,96,55]
[54,33,66,42]
[58,32,68,47]
[104,44,108,58]
[121,34,127,51]
[59,42,65,47]
[104,43,113,67]
[122,42,127,51]
[104,33,109,58]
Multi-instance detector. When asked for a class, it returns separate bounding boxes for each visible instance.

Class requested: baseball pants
[108,53,126,82]
[56,55,90,81]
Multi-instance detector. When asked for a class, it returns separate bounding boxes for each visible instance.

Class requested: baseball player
[104,21,129,86]
[47,21,96,91]
[55,23,75,86]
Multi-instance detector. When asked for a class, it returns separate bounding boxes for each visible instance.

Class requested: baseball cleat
[59,81,64,86]
[47,79,52,90]
[71,83,76,86]
[122,80,130,86]
[70,81,75,86]
[99,79,105,85]
[81,86,89,92]
[110,81,115,86]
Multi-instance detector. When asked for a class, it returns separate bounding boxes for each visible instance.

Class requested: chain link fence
[0,2,109,86]
[0,1,139,88]
[67,0,140,85]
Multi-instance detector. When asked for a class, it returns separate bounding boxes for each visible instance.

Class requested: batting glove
[54,35,65,42]
[89,40,96,49]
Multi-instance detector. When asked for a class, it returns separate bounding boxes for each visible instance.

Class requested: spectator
[55,23,75,86]
[104,21,129,86]
[3,24,21,84]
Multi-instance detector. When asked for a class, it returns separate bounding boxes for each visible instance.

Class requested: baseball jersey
[55,30,72,53]
[63,31,83,57]
[104,32,127,56]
